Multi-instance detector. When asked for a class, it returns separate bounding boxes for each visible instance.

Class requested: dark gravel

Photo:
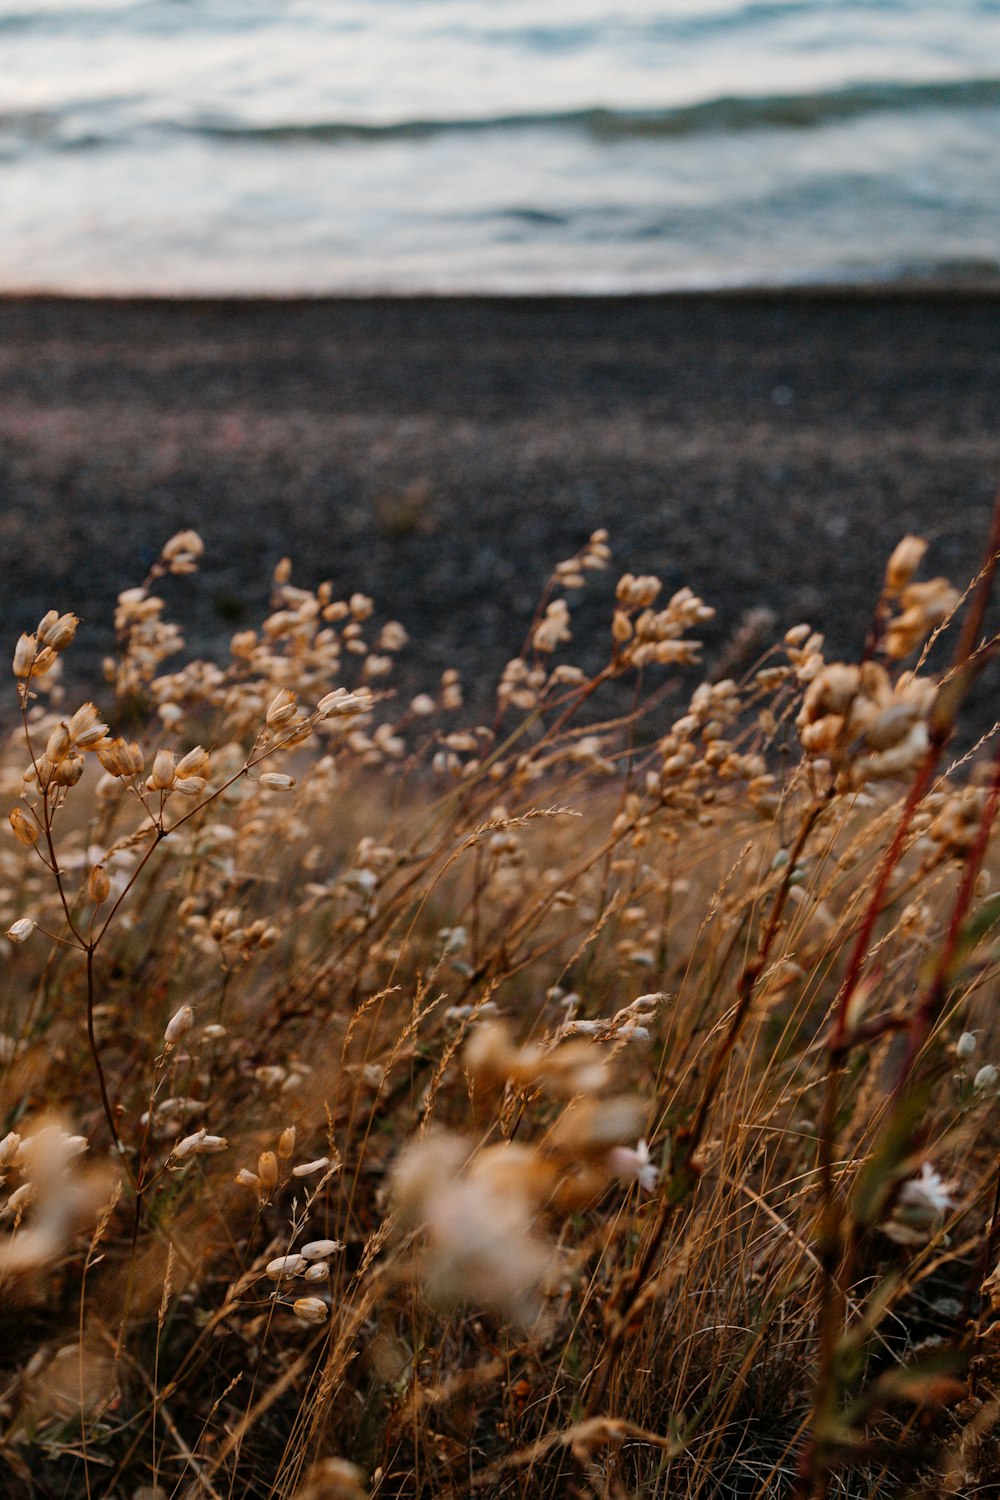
[0,292,998,727]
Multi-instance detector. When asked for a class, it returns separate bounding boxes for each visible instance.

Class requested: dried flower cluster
[0,525,997,1500]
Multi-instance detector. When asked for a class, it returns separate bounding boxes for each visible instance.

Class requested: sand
[0,291,997,725]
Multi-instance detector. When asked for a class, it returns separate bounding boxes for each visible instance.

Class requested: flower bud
[316,688,374,718]
[68,702,109,748]
[292,1296,329,1324]
[266,688,298,726]
[175,745,210,778]
[172,1129,228,1159]
[292,1156,330,1178]
[164,1003,194,1046]
[8,808,38,847]
[45,723,71,763]
[259,773,295,791]
[303,1261,331,1282]
[301,1238,344,1260]
[265,1254,306,1281]
[13,633,36,677]
[52,754,85,788]
[88,864,111,904]
[98,738,145,778]
[147,748,176,791]
[884,534,927,593]
[38,612,79,651]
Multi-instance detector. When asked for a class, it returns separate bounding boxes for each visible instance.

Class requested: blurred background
[3,0,1000,295]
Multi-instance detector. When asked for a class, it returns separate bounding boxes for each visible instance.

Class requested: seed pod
[38,612,79,650]
[147,748,176,791]
[266,688,298,726]
[88,865,111,904]
[12,633,37,677]
[164,1003,194,1045]
[259,773,296,791]
[265,1254,307,1281]
[301,1239,343,1260]
[6,917,35,944]
[98,738,145,778]
[292,1156,330,1178]
[257,1151,279,1193]
[278,1126,296,1160]
[68,702,109,748]
[8,808,38,847]
[292,1296,328,1324]
[45,723,71,763]
[175,744,210,778]
[884,534,927,593]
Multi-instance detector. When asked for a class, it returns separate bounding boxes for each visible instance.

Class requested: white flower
[956,1031,978,1061]
[974,1064,999,1094]
[606,1139,659,1194]
[896,1162,956,1227]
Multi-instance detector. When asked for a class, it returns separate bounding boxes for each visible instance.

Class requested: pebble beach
[1,291,998,725]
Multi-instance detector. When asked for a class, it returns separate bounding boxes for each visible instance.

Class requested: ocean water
[2,0,999,294]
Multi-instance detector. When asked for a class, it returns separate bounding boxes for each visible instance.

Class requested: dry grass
[1,520,999,1500]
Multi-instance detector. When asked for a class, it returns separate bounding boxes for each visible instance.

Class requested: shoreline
[4,281,1000,307]
[1,290,998,734]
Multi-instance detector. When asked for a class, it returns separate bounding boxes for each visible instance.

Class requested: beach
[1,291,998,721]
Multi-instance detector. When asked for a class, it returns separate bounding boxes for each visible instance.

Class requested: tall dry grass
[1,520,999,1500]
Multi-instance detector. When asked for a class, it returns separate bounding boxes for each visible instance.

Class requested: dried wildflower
[161,528,205,572]
[885,534,928,593]
[317,688,374,718]
[265,1253,307,1281]
[6,917,35,944]
[292,1296,329,1324]
[171,1130,228,1161]
[956,1032,977,1061]
[175,744,210,778]
[37,612,79,651]
[147,748,176,791]
[0,1132,22,1170]
[98,738,145,779]
[896,1163,956,1227]
[13,633,37,677]
[292,1458,367,1500]
[391,1135,555,1324]
[235,1168,262,1193]
[550,1096,646,1158]
[301,1238,343,1260]
[974,1064,999,1094]
[266,687,298,726]
[257,1150,279,1193]
[164,1004,194,1047]
[259,772,296,791]
[278,1125,296,1160]
[533,598,572,654]
[8,807,38,847]
[606,1140,659,1194]
[87,864,111,904]
[292,1156,330,1178]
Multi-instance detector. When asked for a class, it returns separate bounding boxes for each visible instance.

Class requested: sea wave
[3,75,1000,155]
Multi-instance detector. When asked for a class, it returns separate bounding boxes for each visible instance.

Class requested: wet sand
[0,292,998,722]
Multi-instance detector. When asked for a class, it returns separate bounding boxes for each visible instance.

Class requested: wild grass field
[1,518,999,1500]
